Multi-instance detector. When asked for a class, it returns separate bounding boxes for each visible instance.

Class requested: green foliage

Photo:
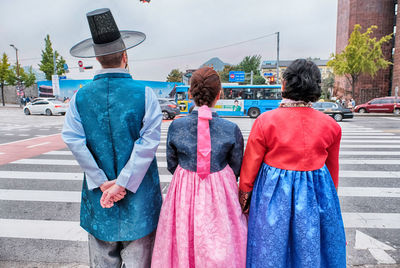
[0,53,12,105]
[38,34,66,80]
[328,24,392,95]
[166,69,183,82]
[218,65,237,83]
[321,71,335,100]
[237,55,262,74]
[0,53,11,86]
[253,75,266,85]
[6,63,36,87]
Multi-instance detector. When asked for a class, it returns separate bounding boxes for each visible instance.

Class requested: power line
[17,32,277,64]
[130,32,277,62]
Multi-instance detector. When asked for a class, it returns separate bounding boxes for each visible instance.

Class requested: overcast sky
[0,0,338,81]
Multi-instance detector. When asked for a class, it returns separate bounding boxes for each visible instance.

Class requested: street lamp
[9,44,19,78]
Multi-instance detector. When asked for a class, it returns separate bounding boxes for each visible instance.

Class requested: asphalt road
[0,107,399,267]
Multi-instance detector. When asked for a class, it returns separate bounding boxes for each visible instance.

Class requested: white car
[24,100,68,116]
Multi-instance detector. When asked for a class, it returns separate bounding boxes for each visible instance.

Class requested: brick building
[335,0,398,104]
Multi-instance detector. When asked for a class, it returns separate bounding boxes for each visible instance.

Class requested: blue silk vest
[75,72,162,242]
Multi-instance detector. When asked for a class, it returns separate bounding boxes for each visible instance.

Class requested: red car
[354,97,400,115]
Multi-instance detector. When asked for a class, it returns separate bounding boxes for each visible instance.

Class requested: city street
[0,107,399,267]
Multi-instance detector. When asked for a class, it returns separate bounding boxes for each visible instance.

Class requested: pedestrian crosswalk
[0,120,399,265]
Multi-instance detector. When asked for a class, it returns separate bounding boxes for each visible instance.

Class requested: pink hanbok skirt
[151,165,247,268]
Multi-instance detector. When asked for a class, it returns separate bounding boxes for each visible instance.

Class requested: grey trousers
[88,231,155,268]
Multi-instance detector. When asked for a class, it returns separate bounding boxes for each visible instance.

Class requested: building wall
[392,6,400,95]
[2,84,38,104]
[335,0,395,104]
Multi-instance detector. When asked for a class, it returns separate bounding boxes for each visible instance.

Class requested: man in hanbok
[62,8,162,267]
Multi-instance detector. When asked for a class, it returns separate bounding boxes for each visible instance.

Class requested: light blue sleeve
[61,94,108,190]
[116,86,162,193]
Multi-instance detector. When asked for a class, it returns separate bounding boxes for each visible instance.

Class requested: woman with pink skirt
[151,67,247,268]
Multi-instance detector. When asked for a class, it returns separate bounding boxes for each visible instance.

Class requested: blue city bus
[175,84,282,118]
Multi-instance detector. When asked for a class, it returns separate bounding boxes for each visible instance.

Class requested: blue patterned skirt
[247,163,346,268]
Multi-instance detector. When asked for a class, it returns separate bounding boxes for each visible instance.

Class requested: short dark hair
[96,51,124,68]
[282,59,321,102]
[189,67,221,107]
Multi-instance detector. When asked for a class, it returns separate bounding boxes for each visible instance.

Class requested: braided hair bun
[190,67,222,107]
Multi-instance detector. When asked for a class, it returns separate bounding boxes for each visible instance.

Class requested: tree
[166,69,183,82]
[237,55,262,74]
[217,65,237,83]
[253,75,266,85]
[328,24,392,97]
[38,34,66,80]
[321,71,335,100]
[0,53,11,106]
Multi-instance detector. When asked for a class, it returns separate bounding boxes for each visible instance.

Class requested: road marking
[1,187,397,203]
[340,159,400,165]
[342,133,394,136]
[342,136,400,139]
[342,213,400,229]
[26,142,51,149]
[0,219,87,242]
[10,159,169,168]
[342,140,400,143]
[341,145,400,148]
[0,133,60,146]
[0,171,82,180]
[383,117,400,121]
[18,134,29,137]
[0,171,171,183]
[44,151,167,159]
[11,159,79,166]
[43,151,73,155]
[0,213,398,243]
[355,230,396,264]
[340,171,400,178]
[4,134,13,136]
[340,151,400,155]
[0,189,81,202]
[339,187,400,198]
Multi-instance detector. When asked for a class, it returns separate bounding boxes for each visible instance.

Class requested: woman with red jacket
[239,59,346,268]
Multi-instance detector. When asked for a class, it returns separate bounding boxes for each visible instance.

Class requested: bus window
[254,88,264,100]
[223,88,234,99]
[176,92,187,101]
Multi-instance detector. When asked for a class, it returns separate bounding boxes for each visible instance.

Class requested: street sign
[78,61,84,72]
[52,75,60,96]
[59,76,67,80]
[264,72,274,77]
[229,71,245,82]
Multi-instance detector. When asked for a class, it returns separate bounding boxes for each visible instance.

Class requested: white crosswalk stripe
[1,121,400,265]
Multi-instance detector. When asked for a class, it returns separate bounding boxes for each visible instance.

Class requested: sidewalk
[354,112,399,117]
[0,104,21,109]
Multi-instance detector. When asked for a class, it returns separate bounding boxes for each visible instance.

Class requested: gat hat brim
[70,31,146,58]
[69,8,146,58]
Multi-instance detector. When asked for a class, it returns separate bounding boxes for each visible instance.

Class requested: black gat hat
[70,8,146,58]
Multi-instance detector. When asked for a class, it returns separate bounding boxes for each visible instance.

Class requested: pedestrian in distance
[62,8,162,268]
[239,59,346,268]
[151,67,248,268]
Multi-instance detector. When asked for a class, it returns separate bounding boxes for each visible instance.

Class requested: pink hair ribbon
[197,105,212,179]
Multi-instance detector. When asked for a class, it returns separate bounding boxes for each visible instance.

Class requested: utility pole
[276,32,280,84]
[9,44,19,79]
[10,44,22,105]
[53,52,57,75]
[250,70,254,85]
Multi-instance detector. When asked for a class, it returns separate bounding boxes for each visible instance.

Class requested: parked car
[23,100,68,116]
[158,98,180,120]
[354,97,400,114]
[312,102,354,122]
